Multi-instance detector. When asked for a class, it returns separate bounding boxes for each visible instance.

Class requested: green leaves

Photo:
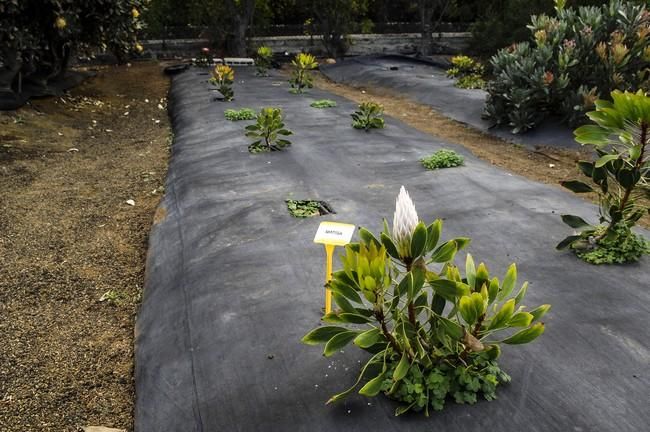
[323,331,359,357]
[502,323,545,344]
[561,214,592,229]
[358,372,386,396]
[246,107,293,153]
[301,326,348,345]
[351,101,385,131]
[430,279,470,302]
[498,264,517,301]
[560,180,593,193]
[459,292,486,326]
[410,222,428,258]
[393,352,410,381]
[354,328,383,348]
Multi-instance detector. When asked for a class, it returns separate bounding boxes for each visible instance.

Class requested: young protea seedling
[392,186,419,260]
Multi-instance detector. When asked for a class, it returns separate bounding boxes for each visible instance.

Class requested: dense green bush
[484,0,650,134]
[0,0,145,94]
[289,52,318,94]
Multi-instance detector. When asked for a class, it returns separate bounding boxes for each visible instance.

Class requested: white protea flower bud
[392,186,419,258]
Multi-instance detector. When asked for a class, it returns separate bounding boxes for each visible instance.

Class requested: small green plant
[302,186,549,415]
[209,64,235,102]
[195,47,212,67]
[421,149,465,170]
[245,108,293,153]
[289,52,318,94]
[256,45,273,76]
[558,90,649,264]
[224,108,256,121]
[286,200,327,218]
[310,99,337,108]
[447,55,485,89]
[351,101,385,131]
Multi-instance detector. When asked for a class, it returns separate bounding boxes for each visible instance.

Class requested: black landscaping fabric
[320,55,578,150]
[135,67,649,432]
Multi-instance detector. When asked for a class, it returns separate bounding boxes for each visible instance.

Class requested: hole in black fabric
[286,200,335,218]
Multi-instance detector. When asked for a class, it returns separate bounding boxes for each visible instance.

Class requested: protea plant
[256,45,273,76]
[210,64,235,101]
[289,52,318,94]
[303,186,550,415]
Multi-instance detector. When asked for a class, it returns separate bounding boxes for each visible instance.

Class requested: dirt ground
[0,62,170,431]
[311,71,649,228]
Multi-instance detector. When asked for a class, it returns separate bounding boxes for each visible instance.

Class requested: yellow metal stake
[324,243,335,314]
[313,221,356,315]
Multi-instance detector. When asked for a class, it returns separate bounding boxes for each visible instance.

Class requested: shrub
[256,45,273,76]
[484,0,650,134]
[289,53,318,94]
[302,186,549,415]
[194,47,213,67]
[0,0,146,95]
[446,55,486,89]
[245,108,293,153]
[310,99,338,108]
[420,149,465,170]
[351,102,385,131]
[210,65,235,102]
[224,108,256,121]
[558,90,649,263]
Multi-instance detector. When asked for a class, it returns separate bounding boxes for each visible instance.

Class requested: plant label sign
[313,221,356,246]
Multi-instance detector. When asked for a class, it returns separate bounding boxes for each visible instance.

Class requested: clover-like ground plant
[224,108,256,121]
[303,186,550,415]
[289,52,318,94]
[210,64,235,102]
[256,45,273,76]
[420,149,464,170]
[245,108,293,153]
[558,90,649,264]
[351,101,385,131]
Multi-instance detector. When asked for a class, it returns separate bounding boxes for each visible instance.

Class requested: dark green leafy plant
[245,108,293,153]
[303,186,549,415]
[421,149,465,170]
[484,0,650,134]
[286,200,326,218]
[256,45,273,76]
[310,99,338,108]
[447,55,485,90]
[351,101,385,131]
[289,53,318,94]
[558,90,649,263]
[224,108,256,121]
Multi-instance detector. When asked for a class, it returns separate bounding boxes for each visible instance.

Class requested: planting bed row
[135,66,648,432]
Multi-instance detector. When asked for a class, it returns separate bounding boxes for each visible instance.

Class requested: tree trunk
[225,0,255,57]
[0,49,22,93]
[418,0,435,56]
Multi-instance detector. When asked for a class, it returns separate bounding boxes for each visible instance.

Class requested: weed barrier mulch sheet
[136,67,648,432]
[320,55,577,150]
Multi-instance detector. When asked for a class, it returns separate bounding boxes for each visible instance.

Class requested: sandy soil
[0,62,170,431]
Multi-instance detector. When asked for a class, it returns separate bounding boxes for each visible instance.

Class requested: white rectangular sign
[313,221,356,246]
